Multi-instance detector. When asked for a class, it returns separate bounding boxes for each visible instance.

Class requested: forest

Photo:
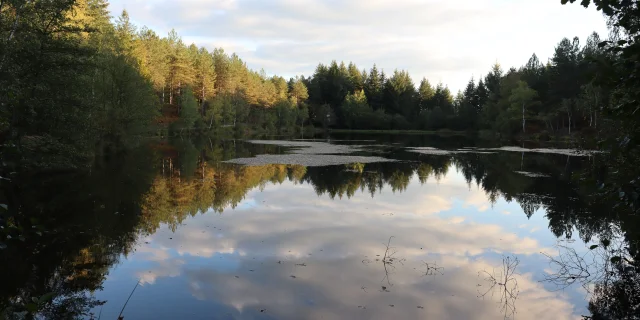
[1,0,634,170]
[1,0,640,318]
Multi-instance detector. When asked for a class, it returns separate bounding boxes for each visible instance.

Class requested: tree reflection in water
[0,138,638,319]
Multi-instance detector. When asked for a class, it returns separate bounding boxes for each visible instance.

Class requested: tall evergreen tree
[417,78,435,111]
[364,65,385,110]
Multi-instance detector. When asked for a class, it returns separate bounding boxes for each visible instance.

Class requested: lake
[0,134,628,319]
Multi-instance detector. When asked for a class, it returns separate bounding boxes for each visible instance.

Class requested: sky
[108,0,609,92]
[93,168,588,319]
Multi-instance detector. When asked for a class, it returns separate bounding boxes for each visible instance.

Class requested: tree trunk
[522,102,526,133]
[169,79,173,105]
[177,81,182,113]
[201,85,206,116]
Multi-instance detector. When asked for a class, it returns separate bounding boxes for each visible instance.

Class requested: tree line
[1,0,627,169]
[1,0,639,172]
[302,32,609,136]
[0,0,311,168]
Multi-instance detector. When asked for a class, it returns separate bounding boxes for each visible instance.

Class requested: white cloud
[170,255,579,320]
[108,0,608,91]
[103,168,585,319]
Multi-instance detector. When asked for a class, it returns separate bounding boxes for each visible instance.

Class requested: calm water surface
[0,135,617,319]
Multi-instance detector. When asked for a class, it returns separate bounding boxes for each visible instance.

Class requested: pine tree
[365,64,384,110]
[417,78,435,111]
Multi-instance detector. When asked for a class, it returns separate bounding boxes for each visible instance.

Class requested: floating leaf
[611,256,622,264]
[601,239,611,247]
[589,245,598,250]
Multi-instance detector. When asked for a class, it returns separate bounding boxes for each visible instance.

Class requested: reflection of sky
[93,165,588,320]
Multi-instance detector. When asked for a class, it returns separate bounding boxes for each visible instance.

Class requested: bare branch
[421,261,444,276]
[477,255,520,320]
[540,240,625,294]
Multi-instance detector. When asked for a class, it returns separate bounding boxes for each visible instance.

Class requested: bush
[391,114,412,130]
[538,130,551,141]
[193,119,207,131]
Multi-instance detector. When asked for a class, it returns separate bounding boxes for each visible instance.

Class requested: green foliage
[383,70,417,120]
[340,90,371,129]
[296,103,310,131]
[364,64,385,110]
[0,0,160,169]
[508,81,538,133]
[0,0,636,169]
[289,77,309,105]
[417,78,436,111]
[178,86,199,131]
[274,99,297,131]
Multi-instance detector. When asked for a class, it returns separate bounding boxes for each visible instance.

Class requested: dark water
[0,135,634,319]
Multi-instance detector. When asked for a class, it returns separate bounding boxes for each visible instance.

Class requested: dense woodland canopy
[1,0,633,169]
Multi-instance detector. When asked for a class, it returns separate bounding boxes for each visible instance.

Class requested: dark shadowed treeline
[303,34,610,136]
[0,0,158,168]
[560,1,640,317]
[0,145,157,318]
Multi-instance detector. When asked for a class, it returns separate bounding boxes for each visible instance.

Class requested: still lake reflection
[1,136,613,319]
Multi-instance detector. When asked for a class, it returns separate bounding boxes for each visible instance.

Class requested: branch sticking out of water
[477,255,520,320]
[117,280,140,320]
[422,261,444,276]
[540,240,625,294]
